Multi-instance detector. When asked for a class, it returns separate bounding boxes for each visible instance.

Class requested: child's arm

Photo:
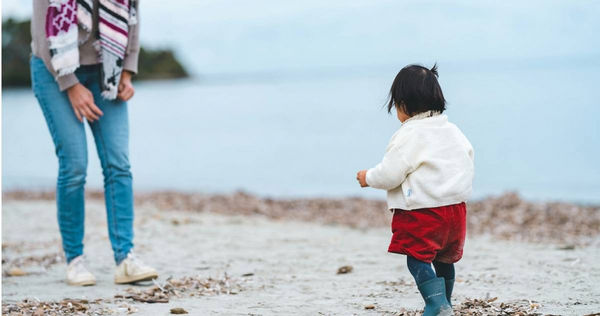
[363,144,413,190]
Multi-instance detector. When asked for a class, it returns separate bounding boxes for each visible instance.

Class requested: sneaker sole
[114,271,158,284]
[67,279,96,286]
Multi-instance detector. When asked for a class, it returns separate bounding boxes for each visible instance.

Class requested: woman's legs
[32,56,135,266]
[30,56,88,263]
[86,69,134,265]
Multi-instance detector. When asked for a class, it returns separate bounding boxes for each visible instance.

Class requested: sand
[2,195,600,315]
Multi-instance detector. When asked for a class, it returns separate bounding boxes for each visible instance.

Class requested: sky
[3,0,600,75]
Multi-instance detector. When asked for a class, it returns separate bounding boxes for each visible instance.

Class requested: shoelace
[71,257,90,275]
[126,252,147,268]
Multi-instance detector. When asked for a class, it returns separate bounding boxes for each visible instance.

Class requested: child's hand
[356,170,369,187]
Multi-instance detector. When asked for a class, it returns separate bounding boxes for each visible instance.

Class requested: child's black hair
[387,63,446,116]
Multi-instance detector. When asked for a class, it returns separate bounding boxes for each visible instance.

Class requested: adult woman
[30,0,157,286]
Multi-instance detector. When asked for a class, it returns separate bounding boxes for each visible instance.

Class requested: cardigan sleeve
[31,0,79,91]
[122,2,140,74]
[365,130,417,191]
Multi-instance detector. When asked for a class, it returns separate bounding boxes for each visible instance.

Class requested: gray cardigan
[31,0,140,91]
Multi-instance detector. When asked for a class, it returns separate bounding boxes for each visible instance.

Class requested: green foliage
[137,47,188,80]
[1,18,189,88]
[2,18,33,87]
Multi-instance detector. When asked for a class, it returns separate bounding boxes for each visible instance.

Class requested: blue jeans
[30,56,134,265]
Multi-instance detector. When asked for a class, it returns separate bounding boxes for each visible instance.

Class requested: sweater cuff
[123,52,139,74]
[57,73,79,91]
[365,169,376,187]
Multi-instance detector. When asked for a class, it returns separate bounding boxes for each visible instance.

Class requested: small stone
[7,267,27,276]
[364,304,375,310]
[558,245,575,250]
[337,265,353,274]
[33,308,45,316]
[170,307,188,314]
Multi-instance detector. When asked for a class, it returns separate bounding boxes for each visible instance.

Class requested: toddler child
[356,64,474,316]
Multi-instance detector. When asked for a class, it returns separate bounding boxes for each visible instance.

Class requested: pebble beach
[2,191,599,315]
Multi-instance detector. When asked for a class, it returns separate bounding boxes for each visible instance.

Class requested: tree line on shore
[2,18,189,88]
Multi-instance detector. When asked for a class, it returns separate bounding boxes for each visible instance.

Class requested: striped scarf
[46,0,138,100]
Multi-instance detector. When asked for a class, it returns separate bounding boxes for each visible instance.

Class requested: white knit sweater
[366,111,474,210]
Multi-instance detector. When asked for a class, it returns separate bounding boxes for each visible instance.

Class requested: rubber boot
[445,279,455,306]
[417,277,453,316]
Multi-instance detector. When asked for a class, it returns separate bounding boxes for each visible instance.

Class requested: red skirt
[388,202,467,264]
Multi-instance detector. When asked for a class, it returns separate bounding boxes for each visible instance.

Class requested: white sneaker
[66,256,96,286]
[114,252,158,284]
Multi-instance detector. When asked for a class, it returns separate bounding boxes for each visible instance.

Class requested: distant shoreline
[2,18,189,88]
[4,190,599,246]
[0,75,192,90]
[3,188,598,207]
